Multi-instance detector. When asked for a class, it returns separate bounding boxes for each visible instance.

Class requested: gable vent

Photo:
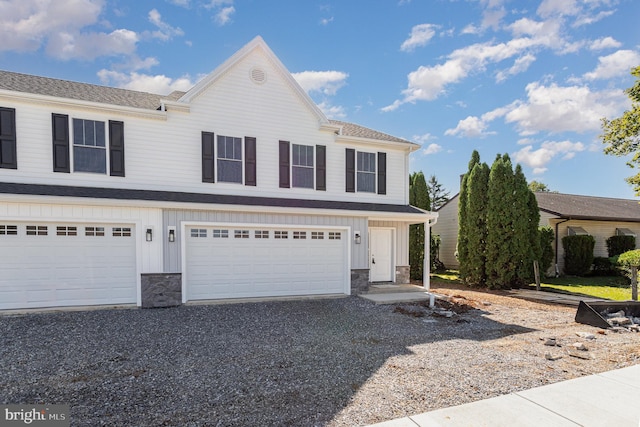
[250,67,267,84]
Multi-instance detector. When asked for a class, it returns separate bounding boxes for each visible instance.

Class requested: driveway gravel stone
[1,290,639,426]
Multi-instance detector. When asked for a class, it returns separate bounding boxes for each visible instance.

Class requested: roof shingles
[535,192,640,222]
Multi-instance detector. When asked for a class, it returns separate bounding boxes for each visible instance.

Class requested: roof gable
[179,36,329,125]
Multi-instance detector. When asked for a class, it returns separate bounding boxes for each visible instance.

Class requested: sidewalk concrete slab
[359,292,433,305]
[367,365,640,427]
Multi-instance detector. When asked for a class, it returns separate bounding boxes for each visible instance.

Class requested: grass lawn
[431,270,634,301]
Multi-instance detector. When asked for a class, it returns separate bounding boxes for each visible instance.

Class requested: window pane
[73,119,84,146]
[292,166,314,188]
[217,159,242,183]
[74,146,107,173]
[95,121,105,147]
[84,120,95,146]
[357,171,375,192]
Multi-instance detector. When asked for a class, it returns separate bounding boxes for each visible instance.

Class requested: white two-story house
[0,36,436,311]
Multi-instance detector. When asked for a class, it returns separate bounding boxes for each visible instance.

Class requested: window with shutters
[345,149,386,195]
[73,118,106,174]
[202,133,256,186]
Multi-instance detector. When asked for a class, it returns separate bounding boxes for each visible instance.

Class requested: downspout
[554,218,570,277]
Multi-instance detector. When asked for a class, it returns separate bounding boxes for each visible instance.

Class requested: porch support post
[423,221,430,291]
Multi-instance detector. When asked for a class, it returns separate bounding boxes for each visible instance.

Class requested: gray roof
[0,182,426,216]
[535,192,640,222]
[0,69,410,145]
[329,120,413,145]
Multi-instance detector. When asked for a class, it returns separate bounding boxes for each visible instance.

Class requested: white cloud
[444,116,495,138]
[214,6,235,25]
[316,101,346,119]
[97,69,195,94]
[148,8,184,41]
[413,133,436,143]
[167,0,190,6]
[537,0,578,18]
[513,140,585,174]
[320,17,334,25]
[496,53,536,82]
[583,50,640,80]
[422,143,443,155]
[573,9,615,27]
[504,82,625,135]
[0,0,142,60]
[589,36,621,51]
[400,23,438,52]
[292,71,349,96]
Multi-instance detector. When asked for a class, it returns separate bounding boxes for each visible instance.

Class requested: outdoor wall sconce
[145,227,153,242]
[168,226,176,242]
[354,231,361,244]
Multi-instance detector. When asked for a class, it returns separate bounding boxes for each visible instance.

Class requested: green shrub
[562,235,595,276]
[539,226,554,275]
[606,235,636,257]
[591,257,619,276]
[618,249,640,267]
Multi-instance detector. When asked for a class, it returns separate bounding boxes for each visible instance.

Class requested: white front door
[370,228,394,282]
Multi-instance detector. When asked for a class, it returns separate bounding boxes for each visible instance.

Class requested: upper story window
[217,135,242,183]
[279,141,326,191]
[357,151,376,193]
[345,148,386,195]
[73,119,106,174]
[202,132,256,186]
[52,114,125,176]
[292,144,314,189]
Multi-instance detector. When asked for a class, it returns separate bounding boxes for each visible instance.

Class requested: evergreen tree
[457,150,480,283]
[409,172,430,279]
[512,164,539,286]
[485,154,517,288]
[426,175,451,210]
[464,162,490,286]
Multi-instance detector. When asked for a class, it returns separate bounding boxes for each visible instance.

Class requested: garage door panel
[0,222,137,310]
[186,225,348,300]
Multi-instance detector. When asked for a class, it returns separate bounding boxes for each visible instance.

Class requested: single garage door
[0,222,137,310]
[185,225,348,300]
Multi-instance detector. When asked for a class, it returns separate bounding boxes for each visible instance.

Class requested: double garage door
[0,222,137,310]
[185,225,349,300]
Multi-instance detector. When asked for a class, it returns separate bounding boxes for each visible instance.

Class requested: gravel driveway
[2,291,639,426]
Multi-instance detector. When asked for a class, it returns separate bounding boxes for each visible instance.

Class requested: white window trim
[71,117,109,175]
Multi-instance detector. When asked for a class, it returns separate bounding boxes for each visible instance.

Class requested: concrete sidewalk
[367,364,640,427]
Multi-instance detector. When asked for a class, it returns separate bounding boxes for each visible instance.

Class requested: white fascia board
[0,89,167,121]
[160,100,190,113]
[334,135,420,152]
[0,193,434,222]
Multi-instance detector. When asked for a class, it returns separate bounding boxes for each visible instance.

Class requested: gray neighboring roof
[329,120,413,145]
[0,70,410,145]
[535,192,640,222]
[0,182,426,215]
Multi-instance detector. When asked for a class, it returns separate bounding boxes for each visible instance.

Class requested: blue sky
[1,0,639,199]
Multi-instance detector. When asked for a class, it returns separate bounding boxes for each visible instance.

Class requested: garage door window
[191,228,207,238]
[311,231,324,240]
[274,231,288,239]
[56,226,77,236]
[329,232,341,240]
[26,225,47,236]
[234,230,249,239]
[113,227,131,237]
[85,227,105,236]
[213,229,229,238]
[293,231,307,239]
[0,225,17,235]
[255,230,269,238]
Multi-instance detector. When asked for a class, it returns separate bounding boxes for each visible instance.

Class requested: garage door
[0,222,137,310]
[185,225,348,300]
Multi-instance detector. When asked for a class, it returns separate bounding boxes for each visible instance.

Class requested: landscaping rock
[545,353,562,361]
[571,342,588,351]
[608,317,632,326]
[576,332,596,340]
[542,337,559,346]
[567,349,592,360]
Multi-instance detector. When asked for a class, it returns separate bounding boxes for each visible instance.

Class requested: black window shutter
[345,148,355,193]
[52,113,70,173]
[245,137,257,186]
[377,152,387,195]
[0,107,17,169]
[316,145,326,191]
[279,140,290,188]
[109,120,125,177]
[202,131,215,183]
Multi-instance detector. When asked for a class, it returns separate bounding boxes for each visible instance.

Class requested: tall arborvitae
[485,154,517,289]
[457,150,480,283]
[464,162,490,286]
[512,164,539,286]
[409,172,430,279]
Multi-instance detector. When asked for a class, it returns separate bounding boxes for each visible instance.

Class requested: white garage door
[0,222,137,310]
[185,225,348,300]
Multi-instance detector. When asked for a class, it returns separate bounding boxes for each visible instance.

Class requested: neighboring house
[432,192,640,275]
[0,36,436,311]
